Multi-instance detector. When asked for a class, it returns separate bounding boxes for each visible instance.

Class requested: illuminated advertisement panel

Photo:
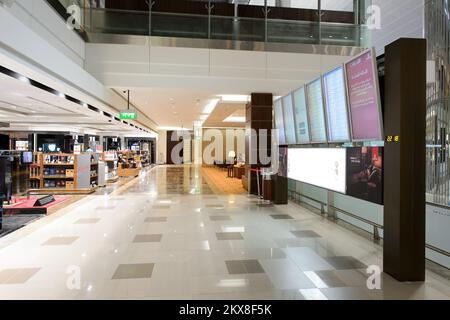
[345,49,383,141]
[288,148,346,193]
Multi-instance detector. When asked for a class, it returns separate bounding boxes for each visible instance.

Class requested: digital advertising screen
[323,67,351,142]
[22,151,33,164]
[274,98,286,145]
[306,78,327,143]
[282,94,297,145]
[292,87,310,144]
[287,148,347,193]
[346,147,383,205]
[345,49,384,141]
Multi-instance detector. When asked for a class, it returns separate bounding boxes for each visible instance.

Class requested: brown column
[245,93,273,195]
[383,38,426,281]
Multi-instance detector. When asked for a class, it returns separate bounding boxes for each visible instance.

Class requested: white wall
[157,130,167,164]
[0,1,158,133]
[371,0,425,55]
[86,43,359,95]
[4,0,85,66]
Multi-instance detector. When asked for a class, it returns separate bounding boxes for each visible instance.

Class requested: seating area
[202,164,247,195]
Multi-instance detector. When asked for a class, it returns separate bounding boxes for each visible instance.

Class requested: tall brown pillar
[245,93,273,195]
[383,38,426,281]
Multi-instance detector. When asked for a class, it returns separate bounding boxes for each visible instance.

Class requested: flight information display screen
[292,87,310,144]
[282,94,297,145]
[345,49,383,141]
[323,67,351,142]
[306,78,327,143]
[274,98,286,145]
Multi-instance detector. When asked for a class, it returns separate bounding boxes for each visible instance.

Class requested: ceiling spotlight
[18,75,30,84]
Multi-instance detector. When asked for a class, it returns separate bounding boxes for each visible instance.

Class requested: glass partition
[46,0,371,48]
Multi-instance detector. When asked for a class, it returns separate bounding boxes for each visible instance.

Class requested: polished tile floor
[0,165,449,300]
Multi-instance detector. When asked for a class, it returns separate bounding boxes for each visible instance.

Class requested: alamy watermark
[366,265,382,290]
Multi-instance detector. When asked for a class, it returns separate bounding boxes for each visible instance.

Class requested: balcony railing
[47,0,370,48]
[84,7,369,47]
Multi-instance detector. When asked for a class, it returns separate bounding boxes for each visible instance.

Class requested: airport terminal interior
[0,0,450,301]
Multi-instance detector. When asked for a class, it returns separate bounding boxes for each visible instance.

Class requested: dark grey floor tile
[206,204,225,209]
[95,206,116,210]
[112,263,155,280]
[324,256,367,270]
[145,217,168,223]
[74,218,100,225]
[133,234,163,243]
[291,230,321,238]
[153,205,171,210]
[243,260,265,274]
[271,214,294,220]
[216,232,244,240]
[225,261,247,275]
[225,260,265,275]
[0,268,41,284]
[42,236,79,246]
[209,215,232,221]
[314,270,348,288]
[257,203,274,208]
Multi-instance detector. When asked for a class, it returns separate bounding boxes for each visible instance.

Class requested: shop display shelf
[43,176,74,179]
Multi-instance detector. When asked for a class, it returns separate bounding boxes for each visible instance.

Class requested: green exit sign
[120,112,137,120]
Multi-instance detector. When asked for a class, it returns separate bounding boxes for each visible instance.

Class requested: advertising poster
[287,148,346,193]
[346,147,383,205]
[293,87,310,144]
[323,67,351,142]
[306,78,327,143]
[345,50,383,141]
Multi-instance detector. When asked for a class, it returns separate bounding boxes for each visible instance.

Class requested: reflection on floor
[0,165,449,299]
[201,166,246,195]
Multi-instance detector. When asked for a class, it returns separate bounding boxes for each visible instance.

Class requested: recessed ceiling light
[219,95,250,103]
[223,116,246,123]
[18,76,30,84]
[203,99,220,114]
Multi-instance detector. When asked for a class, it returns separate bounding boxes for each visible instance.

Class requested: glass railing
[151,12,209,39]
[45,1,370,48]
[83,8,369,47]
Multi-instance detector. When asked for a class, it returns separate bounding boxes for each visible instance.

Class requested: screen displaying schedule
[274,99,286,145]
[293,87,310,144]
[282,94,297,145]
[306,78,327,143]
[323,67,351,142]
